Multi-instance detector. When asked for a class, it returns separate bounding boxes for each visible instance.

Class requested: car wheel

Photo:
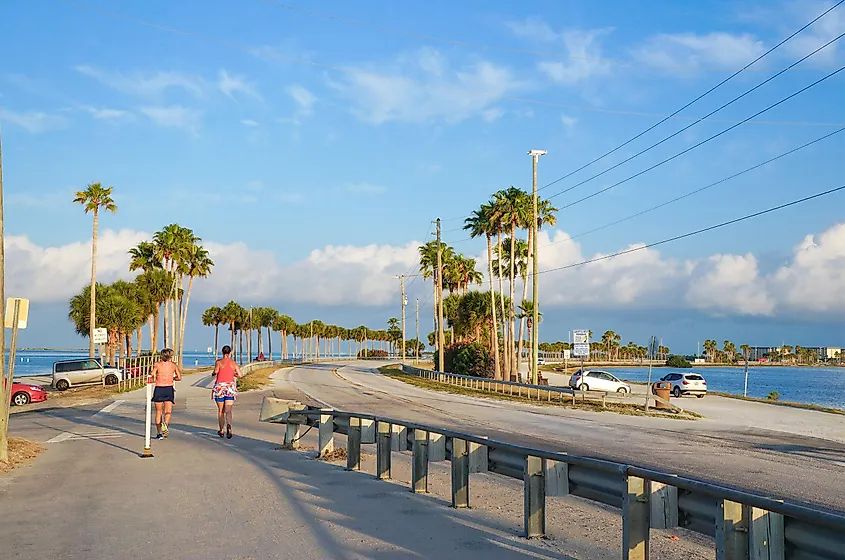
[105,374,119,385]
[696,394,705,399]
[617,387,628,393]
[55,379,70,391]
[12,392,30,406]
[580,384,590,392]
[673,386,682,398]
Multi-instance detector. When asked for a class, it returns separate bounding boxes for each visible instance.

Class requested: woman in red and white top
[211,345,242,438]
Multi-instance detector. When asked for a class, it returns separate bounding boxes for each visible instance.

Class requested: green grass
[236,366,279,392]
[378,365,699,420]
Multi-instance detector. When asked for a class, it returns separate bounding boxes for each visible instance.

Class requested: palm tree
[202,306,224,358]
[740,344,751,361]
[73,182,117,357]
[465,204,502,380]
[494,237,529,371]
[419,240,455,358]
[518,299,542,377]
[723,340,737,363]
[703,339,718,363]
[135,268,170,351]
[178,244,213,365]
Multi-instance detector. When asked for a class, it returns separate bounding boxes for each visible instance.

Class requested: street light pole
[0,130,7,462]
[436,218,445,372]
[528,149,546,386]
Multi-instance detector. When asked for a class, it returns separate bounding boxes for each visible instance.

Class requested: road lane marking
[46,429,126,443]
[93,399,126,417]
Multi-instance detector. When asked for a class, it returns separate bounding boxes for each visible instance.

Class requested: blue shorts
[152,386,174,403]
[214,396,234,403]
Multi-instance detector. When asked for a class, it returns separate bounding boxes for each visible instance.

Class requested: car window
[600,373,614,380]
[686,374,704,381]
[665,374,679,381]
[587,371,600,378]
[83,360,101,370]
[606,373,620,382]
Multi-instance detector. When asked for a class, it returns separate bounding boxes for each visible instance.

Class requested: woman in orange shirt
[150,348,182,439]
[211,345,242,438]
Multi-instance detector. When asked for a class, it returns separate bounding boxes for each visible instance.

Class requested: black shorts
[152,386,175,403]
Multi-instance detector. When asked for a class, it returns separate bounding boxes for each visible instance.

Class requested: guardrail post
[650,482,678,529]
[429,432,446,461]
[391,424,408,451]
[319,413,334,456]
[412,429,429,493]
[524,455,546,538]
[451,437,470,508]
[469,436,488,473]
[376,421,392,480]
[347,416,361,471]
[622,475,650,560]
[284,423,302,449]
[360,419,375,444]
[716,500,749,560]
[545,459,569,497]
[749,508,783,560]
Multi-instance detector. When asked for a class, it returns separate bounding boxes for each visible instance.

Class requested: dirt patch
[237,366,279,392]
[0,438,46,473]
[318,447,348,462]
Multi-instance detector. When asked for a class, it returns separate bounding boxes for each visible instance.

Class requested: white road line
[93,399,126,416]
[46,429,125,443]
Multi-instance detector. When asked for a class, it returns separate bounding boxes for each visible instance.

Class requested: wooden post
[524,455,546,538]
[469,436,488,473]
[623,475,650,560]
[284,423,302,449]
[412,429,429,494]
[750,508,784,560]
[428,432,446,461]
[318,413,334,457]
[376,421,391,480]
[545,459,569,497]
[451,437,470,508]
[716,499,749,560]
[347,416,361,471]
[650,482,679,529]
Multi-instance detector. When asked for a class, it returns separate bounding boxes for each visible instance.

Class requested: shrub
[766,391,780,401]
[434,342,494,378]
[358,349,388,358]
[665,355,692,368]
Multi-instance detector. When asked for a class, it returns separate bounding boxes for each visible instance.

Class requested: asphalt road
[288,361,845,514]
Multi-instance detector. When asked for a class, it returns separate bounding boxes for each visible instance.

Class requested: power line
[58,0,845,128]
[252,0,843,73]
[554,63,845,210]
[532,183,845,276]
[538,0,845,195]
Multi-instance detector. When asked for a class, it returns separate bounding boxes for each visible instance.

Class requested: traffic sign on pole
[572,329,589,344]
[93,327,108,345]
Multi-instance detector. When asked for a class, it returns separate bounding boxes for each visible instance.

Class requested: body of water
[604,365,845,409]
[4,350,220,378]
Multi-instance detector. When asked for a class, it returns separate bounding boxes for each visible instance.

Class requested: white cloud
[240,119,260,127]
[507,18,560,43]
[536,29,615,85]
[633,32,766,69]
[330,47,523,124]
[218,69,261,100]
[139,105,202,131]
[780,0,845,64]
[560,114,577,128]
[0,107,68,133]
[81,106,133,121]
[75,65,205,98]
[15,223,845,318]
[288,85,316,116]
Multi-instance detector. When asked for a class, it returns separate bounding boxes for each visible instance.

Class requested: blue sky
[2,0,845,352]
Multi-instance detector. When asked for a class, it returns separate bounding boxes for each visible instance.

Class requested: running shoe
[155,434,164,440]
[226,424,232,439]
[161,422,169,438]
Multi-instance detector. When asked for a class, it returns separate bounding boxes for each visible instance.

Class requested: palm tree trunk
[282,331,288,360]
[267,328,272,360]
[214,323,219,359]
[89,209,99,358]
[496,232,509,379]
[136,326,143,357]
[517,227,532,380]
[179,275,194,366]
[485,234,502,381]
[509,223,517,379]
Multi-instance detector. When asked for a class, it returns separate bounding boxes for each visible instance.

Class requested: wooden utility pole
[435,218,444,372]
[0,130,8,462]
[415,298,419,363]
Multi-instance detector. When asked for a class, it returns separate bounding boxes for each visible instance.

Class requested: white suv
[52,359,124,391]
[659,372,707,398]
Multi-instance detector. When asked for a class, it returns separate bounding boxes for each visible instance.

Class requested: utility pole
[415,298,419,363]
[528,150,546,385]
[435,218,444,372]
[392,275,407,361]
[0,129,7,462]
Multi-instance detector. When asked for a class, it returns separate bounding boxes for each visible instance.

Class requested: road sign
[4,298,29,329]
[572,329,589,344]
[93,328,108,344]
[572,343,590,357]
[207,347,213,353]
[563,349,571,360]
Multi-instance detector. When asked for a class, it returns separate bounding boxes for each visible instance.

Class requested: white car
[659,372,707,398]
[568,369,632,393]
[52,359,125,391]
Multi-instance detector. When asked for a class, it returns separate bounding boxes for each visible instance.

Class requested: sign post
[141,379,153,458]
[645,336,657,411]
[2,298,28,437]
[572,329,590,376]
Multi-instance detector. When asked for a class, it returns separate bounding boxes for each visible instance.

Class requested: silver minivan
[52,359,124,391]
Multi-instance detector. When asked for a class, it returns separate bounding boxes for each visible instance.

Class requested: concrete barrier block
[469,436,488,473]
[429,432,446,462]
[360,419,376,444]
[258,397,301,423]
[545,459,569,497]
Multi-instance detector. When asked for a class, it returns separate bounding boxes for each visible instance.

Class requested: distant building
[747,345,840,362]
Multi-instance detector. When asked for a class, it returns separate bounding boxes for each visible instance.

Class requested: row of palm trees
[702,340,832,364]
[538,333,671,362]
[419,187,557,381]
[200,306,417,364]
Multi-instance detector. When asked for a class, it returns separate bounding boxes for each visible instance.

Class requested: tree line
[200,307,425,363]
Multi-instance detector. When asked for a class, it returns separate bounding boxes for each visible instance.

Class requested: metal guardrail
[399,364,682,413]
[270,404,845,560]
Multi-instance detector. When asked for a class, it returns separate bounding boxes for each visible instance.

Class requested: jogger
[212,345,242,439]
[151,348,181,439]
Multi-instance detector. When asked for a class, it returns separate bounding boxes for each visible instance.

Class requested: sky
[1,0,845,354]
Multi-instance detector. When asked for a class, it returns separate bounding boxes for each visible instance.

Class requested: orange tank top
[155,361,177,387]
[215,359,236,384]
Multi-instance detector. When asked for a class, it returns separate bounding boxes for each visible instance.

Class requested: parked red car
[8,381,48,406]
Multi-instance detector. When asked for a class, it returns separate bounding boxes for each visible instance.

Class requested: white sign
[4,298,29,329]
[563,349,571,360]
[572,329,590,344]
[572,343,590,357]
[207,347,213,353]
[93,327,108,344]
